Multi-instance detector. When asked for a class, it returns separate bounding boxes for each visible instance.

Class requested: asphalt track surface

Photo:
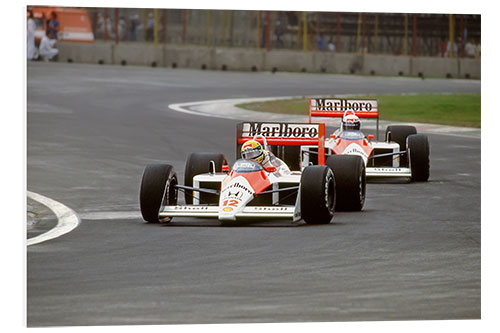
[27,62,480,326]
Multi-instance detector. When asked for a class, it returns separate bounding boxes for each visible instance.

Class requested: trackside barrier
[55,42,481,79]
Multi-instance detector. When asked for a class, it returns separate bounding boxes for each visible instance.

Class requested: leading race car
[139,121,366,225]
[301,98,430,182]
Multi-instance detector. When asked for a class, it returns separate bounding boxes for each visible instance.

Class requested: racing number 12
[223,200,238,207]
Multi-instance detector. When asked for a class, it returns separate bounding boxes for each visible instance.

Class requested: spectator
[465,39,476,58]
[27,9,37,60]
[146,13,154,41]
[130,14,140,41]
[317,34,326,51]
[439,36,447,57]
[39,29,59,61]
[95,12,114,40]
[274,20,284,48]
[445,40,458,58]
[475,42,481,59]
[327,38,335,52]
[47,11,60,40]
[118,16,127,41]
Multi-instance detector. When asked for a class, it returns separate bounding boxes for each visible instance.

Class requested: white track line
[169,96,302,120]
[78,211,141,220]
[27,191,80,246]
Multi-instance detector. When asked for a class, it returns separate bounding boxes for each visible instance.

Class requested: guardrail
[56,41,480,79]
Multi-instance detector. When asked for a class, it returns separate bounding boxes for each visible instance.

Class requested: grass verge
[236,93,480,128]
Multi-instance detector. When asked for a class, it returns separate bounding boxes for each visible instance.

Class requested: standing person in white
[27,9,37,60]
[39,30,59,61]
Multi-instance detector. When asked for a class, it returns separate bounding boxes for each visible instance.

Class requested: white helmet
[342,114,361,131]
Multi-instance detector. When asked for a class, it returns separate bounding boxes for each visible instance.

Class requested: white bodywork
[158,172,303,222]
[300,139,411,178]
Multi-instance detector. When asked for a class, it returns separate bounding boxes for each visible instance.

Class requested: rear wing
[308,98,380,138]
[236,122,326,165]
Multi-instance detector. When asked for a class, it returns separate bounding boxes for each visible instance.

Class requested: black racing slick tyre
[407,134,430,182]
[385,125,417,167]
[184,153,227,204]
[300,165,335,224]
[326,155,366,211]
[140,164,178,223]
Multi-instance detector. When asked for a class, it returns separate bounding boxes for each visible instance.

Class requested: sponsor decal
[253,207,292,211]
[222,199,239,207]
[234,162,256,169]
[221,182,253,195]
[371,167,407,172]
[225,190,243,200]
[173,206,210,211]
[312,99,378,112]
[223,207,233,212]
[242,123,319,139]
[343,143,369,158]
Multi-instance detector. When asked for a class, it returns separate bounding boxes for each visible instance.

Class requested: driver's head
[342,114,361,131]
[241,140,265,164]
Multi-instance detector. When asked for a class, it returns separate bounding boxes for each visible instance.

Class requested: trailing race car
[139,121,366,225]
[301,98,430,183]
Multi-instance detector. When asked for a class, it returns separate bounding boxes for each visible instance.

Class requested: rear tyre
[385,125,417,166]
[300,165,335,224]
[326,155,366,211]
[407,134,430,182]
[184,153,227,204]
[140,164,178,223]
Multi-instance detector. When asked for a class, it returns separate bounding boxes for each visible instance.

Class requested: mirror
[209,161,216,175]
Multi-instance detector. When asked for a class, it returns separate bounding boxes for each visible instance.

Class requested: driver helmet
[241,140,265,164]
[342,114,361,131]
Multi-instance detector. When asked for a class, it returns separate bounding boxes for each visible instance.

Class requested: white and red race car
[139,122,366,225]
[301,98,430,182]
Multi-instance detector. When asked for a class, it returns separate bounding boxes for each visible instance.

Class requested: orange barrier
[31,6,94,43]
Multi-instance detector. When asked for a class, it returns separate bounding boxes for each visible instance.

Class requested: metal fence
[86,8,481,58]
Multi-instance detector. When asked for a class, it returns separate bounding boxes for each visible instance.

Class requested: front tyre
[140,164,178,223]
[407,134,430,182]
[300,165,335,224]
[385,125,417,167]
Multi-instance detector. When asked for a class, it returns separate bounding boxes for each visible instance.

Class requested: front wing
[366,166,411,177]
[159,205,296,219]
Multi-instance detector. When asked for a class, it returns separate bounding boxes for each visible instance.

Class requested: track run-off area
[27,62,481,327]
